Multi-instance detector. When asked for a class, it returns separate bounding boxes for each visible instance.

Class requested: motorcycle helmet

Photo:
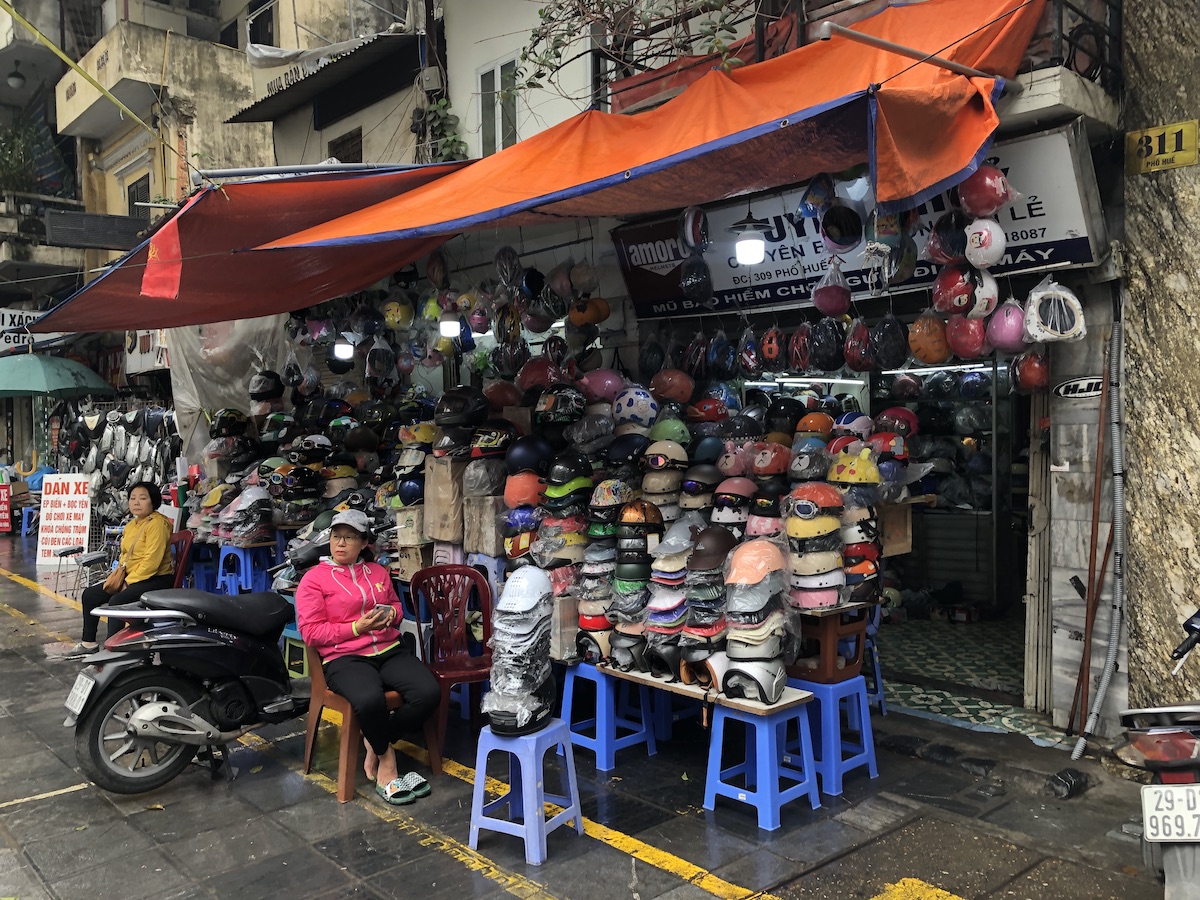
[986,299,1029,353]
[722,659,786,704]
[925,210,970,265]
[534,383,587,425]
[689,525,738,572]
[248,370,285,401]
[606,433,653,467]
[874,406,918,438]
[945,315,991,360]
[958,163,1017,218]
[506,434,556,476]
[504,472,546,509]
[288,434,333,465]
[964,218,1006,269]
[471,421,522,459]
[833,411,873,441]
[613,386,659,428]
[909,312,952,365]
[577,368,626,403]
[435,386,489,427]
[649,369,695,405]
[643,440,689,472]
[209,408,248,439]
[809,317,846,371]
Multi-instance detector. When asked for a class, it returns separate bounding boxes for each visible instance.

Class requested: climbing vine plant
[516,0,755,99]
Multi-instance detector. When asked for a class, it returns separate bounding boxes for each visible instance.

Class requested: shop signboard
[0,308,66,351]
[35,475,91,565]
[0,483,10,534]
[613,121,1107,320]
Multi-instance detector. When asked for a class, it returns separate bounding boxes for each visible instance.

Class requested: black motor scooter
[64,588,309,794]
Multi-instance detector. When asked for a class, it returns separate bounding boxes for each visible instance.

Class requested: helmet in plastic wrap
[809,317,846,371]
[945,315,991,360]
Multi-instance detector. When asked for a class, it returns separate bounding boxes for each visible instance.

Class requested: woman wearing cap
[69,481,175,658]
[295,508,439,805]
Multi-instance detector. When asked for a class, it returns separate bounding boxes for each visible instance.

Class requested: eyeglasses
[330,533,365,543]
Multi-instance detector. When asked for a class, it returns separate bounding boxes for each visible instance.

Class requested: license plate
[1142,784,1200,842]
[64,673,95,716]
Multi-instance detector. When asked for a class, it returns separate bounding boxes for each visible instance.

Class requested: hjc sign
[1053,376,1104,400]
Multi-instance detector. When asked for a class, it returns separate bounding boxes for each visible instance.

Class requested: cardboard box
[9,481,28,499]
[550,594,580,662]
[464,496,506,556]
[389,544,434,583]
[424,457,467,543]
[880,502,913,557]
[394,507,428,546]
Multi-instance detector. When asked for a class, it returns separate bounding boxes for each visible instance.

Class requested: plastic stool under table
[789,675,878,796]
[703,689,821,831]
[560,661,656,771]
[469,718,584,866]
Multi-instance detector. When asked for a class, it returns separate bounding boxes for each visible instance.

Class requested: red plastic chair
[409,565,493,757]
[169,530,194,590]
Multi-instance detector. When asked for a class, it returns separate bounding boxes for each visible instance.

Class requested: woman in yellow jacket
[68,481,175,657]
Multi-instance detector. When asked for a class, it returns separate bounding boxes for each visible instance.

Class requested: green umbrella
[0,353,114,398]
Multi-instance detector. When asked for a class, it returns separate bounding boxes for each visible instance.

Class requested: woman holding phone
[295,509,439,805]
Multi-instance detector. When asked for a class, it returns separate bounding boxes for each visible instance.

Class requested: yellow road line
[237,732,560,900]
[0,564,82,611]
[0,599,73,643]
[389,736,783,900]
[0,782,90,809]
[871,878,965,900]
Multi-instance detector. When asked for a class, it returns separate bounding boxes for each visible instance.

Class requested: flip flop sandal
[375,777,416,806]
[397,771,431,799]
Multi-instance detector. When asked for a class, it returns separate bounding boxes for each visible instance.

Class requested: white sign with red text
[36,475,92,565]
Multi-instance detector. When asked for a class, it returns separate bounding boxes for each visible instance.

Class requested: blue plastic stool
[789,676,878,796]
[469,719,584,865]
[703,701,821,831]
[863,609,887,714]
[188,543,217,592]
[20,507,37,536]
[217,545,273,594]
[559,662,656,771]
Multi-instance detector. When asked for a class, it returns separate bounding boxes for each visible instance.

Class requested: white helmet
[964,218,1006,268]
[723,658,787,704]
[726,631,785,661]
[966,270,999,319]
[496,566,553,614]
[1024,279,1086,343]
[612,386,658,428]
[681,649,730,689]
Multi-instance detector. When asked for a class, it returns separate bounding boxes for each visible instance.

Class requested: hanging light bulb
[332,336,354,360]
[728,200,769,266]
[6,61,25,91]
[438,310,459,338]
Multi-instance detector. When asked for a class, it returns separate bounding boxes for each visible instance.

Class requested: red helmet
[649,368,695,405]
[516,357,566,393]
[789,324,812,371]
[865,431,908,461]
[788,482,844,513]
[843,318,875,372]
[945,315,991,360]
[932,264,975,315]
[873,406,919,438]
[483,380,522,411]
[687,398,729,422]
[1011,351,1050,393]
[826,435,859,456]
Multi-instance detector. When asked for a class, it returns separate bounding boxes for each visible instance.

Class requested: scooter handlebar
[1170,631,1200,661]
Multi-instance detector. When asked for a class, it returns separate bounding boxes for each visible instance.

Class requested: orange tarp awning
[28,164,465,333]
[260,0,1043,252]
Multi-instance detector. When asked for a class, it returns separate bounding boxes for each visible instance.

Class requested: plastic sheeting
[169,315,290,459]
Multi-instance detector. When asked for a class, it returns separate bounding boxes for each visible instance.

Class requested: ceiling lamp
[438,311,460,338]
[6,61,25,90]
[728,201,769,266]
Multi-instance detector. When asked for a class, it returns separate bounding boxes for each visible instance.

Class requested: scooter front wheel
[75,671,200,794]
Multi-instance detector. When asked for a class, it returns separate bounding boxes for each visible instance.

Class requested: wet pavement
[0,534,1166,900]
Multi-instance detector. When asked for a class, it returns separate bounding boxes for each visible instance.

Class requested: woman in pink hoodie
[296,509,439,805]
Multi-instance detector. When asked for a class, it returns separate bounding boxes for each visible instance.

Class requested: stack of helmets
[679,525,737,688]
[828,447,884,604]
[278,464,322,525]
[643,514,701,681]
[723,539,789,705]
[482,567,556,736]
[747,476,788,538]
[224,485,274,547]
[536,450,592,599]
[433,386,489,459]
[640,440,689,524]
[791,411,834,483]
[679,462,721,522]
[784,482,845,612]
[711,476,756,542]
[503,434,554,573]
[583,478,637,661]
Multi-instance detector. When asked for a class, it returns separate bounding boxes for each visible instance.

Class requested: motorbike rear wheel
[75,671,200,794]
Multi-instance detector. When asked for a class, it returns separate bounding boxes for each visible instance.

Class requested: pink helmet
[986,299,1028,353]
[746,514,784,537]
[715,476,758,499]
[469,305,491,334]
[578,368,626,403]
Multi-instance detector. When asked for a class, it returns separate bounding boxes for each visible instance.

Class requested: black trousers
[80,574,176,643]
[323,644,440,756]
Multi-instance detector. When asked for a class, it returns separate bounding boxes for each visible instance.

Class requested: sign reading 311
[1127,120,1199,175]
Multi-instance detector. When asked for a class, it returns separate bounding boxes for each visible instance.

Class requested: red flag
[139,193,203,300]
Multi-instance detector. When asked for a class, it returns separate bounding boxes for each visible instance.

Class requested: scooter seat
[139,589,294,638]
